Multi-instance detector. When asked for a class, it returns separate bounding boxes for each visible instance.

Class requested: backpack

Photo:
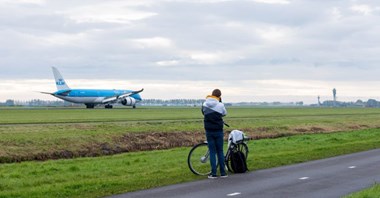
[230,150,248,173]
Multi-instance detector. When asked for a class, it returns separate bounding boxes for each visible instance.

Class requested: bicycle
[187,130,249,176]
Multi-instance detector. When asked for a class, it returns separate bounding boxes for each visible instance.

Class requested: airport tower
[333,88,337,102]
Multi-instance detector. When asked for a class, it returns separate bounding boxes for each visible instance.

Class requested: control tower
[333,88,336,102]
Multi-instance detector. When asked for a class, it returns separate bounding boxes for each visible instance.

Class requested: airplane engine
[121,97,136,106]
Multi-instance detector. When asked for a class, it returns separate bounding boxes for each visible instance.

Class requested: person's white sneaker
[220,174,228,178]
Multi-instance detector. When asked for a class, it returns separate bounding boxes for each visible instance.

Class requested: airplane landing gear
[105,104,113,109]
[85,104,95,109]
[133,105,136,109]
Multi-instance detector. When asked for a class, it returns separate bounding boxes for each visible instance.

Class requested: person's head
[212,89,222,98]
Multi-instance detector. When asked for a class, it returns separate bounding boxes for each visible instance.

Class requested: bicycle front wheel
[188,142,211,176]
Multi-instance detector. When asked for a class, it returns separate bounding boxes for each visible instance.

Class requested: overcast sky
[0,0,379,103]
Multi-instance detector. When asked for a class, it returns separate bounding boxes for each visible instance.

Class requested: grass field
[345,184,380,198]
[1,107,380,197]
[1,129,380,198]
[1,107,380,163]
[2,107,380,124]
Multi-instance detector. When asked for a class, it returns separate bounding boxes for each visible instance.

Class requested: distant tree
[356,99,363,104]
[366,99,379,108]
[140,99,204,106]
[5,99,15,106]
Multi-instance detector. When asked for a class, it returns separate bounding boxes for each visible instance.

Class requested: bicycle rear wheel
[188,142,211,176]
[226,142,249,172]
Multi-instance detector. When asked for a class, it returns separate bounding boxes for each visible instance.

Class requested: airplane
[41,67,143,109]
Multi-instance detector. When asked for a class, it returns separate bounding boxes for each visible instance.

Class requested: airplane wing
[40,91,54,95]
[102,88,144,104]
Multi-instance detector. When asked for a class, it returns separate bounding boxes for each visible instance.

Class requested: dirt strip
[1,124,377,163]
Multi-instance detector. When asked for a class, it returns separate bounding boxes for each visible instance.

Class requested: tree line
[0,99,205,107]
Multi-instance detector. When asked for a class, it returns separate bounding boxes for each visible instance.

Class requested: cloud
[253,0,290,5]
[187,51,243,65]
[0,0,380,102]
[0,0,45,5]
[156,60,179,67]
[131,37,173,49]
[350,4,373,15]
[61,2,157,24]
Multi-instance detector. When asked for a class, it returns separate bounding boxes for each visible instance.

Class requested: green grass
[2,107,380,124]
[1,107,380,197]
[0,107,202,124]
[2,107,380,163]
[1,129,380,198]
[345,184,380,198]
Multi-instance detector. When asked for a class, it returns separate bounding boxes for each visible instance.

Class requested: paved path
[109,149,380,198]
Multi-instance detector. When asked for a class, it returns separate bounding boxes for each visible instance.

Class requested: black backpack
[230,150,248,173]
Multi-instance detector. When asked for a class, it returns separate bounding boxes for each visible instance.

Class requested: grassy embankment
[1,107,380,162]
[0,128,380,197]
[1,107,380,197]
[345,184,380,198]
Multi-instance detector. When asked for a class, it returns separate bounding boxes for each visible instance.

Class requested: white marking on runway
[227,192,241,196]
[299,177,309,180]
[348,166,356,169]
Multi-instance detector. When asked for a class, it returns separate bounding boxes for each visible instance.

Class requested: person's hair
[212,89,221,97]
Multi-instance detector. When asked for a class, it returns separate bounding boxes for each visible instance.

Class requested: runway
[109,149,380,198]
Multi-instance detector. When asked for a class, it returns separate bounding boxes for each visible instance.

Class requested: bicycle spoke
[188,143,211,176]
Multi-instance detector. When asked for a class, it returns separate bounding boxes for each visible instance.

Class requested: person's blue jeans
[206,131,226,176]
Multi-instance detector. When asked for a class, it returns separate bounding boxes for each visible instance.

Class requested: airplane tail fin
[52,67,70,90]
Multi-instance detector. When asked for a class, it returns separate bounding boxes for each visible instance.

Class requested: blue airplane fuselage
[53,89,142,104]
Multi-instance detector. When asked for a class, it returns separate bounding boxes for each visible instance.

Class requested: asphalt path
[109,149,380,198]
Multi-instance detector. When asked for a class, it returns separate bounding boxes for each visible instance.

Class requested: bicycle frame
[188,139,248,175]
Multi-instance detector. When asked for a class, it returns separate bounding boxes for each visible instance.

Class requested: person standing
[201,89,227,179]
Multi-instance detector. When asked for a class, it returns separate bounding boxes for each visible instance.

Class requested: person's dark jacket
[202,96,227,132]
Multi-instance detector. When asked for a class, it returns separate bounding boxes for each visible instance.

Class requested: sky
[0,0,379,104]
